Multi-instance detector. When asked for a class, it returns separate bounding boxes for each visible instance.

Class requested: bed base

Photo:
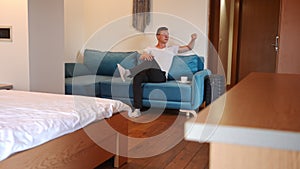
[0,113,128,169]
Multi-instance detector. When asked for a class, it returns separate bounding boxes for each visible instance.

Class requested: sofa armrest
[190,69,211,109]
[65,63,91,78]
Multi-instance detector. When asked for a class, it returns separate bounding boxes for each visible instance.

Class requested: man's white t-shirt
[143,46,179,76]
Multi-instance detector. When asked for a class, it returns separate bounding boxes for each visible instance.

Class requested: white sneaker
[129,109,141,118]
[117,64,127,82]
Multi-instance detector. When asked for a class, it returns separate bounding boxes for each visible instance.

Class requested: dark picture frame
[0,26,12,42]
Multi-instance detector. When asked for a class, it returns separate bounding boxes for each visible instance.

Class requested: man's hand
[140,53,154,61]
[191,33,197,40]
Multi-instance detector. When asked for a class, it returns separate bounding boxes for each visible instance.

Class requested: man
[117,27,197,118]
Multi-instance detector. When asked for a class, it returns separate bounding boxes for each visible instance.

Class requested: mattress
[0,90,131,161]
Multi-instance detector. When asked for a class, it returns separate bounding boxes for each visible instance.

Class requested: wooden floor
[96,109,209,169]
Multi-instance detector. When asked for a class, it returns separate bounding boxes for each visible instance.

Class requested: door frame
[231,0,241,87]
[208,0,241,88]
[207,0,220,75]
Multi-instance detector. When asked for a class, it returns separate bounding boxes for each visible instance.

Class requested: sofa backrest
[83,49,139,76]
[168,55,204,80]
[65,63,91,78]
[82,49,204,79]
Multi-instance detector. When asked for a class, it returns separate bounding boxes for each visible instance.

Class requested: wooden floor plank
[96,109,209,169]
[139,141,189,169]
[164,141,203,169]
[184,143,209,169]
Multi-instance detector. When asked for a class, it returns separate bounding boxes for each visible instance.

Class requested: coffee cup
[181,76,188,82]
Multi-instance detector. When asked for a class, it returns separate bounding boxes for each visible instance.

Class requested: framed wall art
[0,26,12,42]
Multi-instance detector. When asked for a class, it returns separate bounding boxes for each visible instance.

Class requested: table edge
[184,121,300,151]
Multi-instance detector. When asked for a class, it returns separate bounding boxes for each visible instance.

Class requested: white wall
[64,0,133,62]
[0,0,64,93]
[28,0,64,94]
[64,0,209,62]
[64,0,85,62]
[0,0,30,90]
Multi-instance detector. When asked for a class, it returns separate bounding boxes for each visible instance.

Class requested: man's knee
[133,73,146,84]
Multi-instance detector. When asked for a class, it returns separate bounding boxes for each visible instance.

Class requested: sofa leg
[179,109,197,118]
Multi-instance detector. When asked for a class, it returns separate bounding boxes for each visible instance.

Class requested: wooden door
[237,0,280,81]
[277,0,300,73]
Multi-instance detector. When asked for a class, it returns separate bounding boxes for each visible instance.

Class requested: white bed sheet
[0,90,132,161]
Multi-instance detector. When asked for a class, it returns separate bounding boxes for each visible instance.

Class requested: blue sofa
[65,49,211,116]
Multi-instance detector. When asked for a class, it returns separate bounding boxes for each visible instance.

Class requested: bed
[0,90,131,169]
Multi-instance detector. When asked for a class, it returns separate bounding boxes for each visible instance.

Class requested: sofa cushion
[100,78,134,98]
[83,49,107,74]
[168,55,204,80]
[100,78,191,102]
[142,81,192,102]
[65,63,91,78]
[65,75,111,97]
[99,51,139,76]
[83,49,139,76]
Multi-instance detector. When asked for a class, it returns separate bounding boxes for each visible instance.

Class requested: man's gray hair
[156,27,168,35]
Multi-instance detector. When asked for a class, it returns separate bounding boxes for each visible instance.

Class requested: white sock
[125,69,131,76]
[117,64,130,81]
[129,108,141,118]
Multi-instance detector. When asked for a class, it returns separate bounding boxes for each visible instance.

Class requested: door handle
[272,35,279,53]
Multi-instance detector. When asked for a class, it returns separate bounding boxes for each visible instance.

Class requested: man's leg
[130,60,161,77]
[117,60,160,82]
[132,69,166,117]
[146,68,167,83]
[132,70,148,110]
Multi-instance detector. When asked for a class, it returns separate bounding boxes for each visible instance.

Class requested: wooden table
[184,72,300,169]
[0,84,13,90]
